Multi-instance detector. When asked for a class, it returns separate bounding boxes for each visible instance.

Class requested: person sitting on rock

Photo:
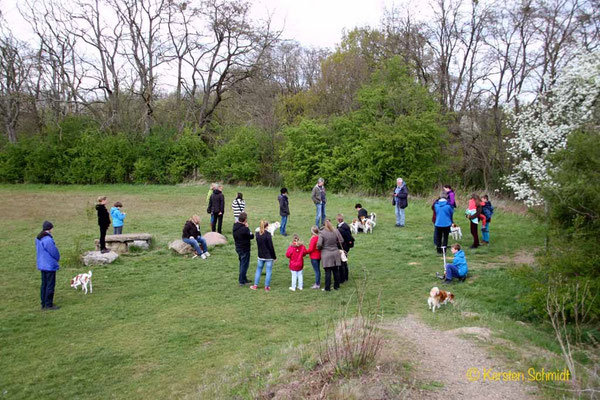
[182,215,210,259]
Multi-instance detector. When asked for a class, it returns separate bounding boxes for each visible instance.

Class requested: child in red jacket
[307,226,322,289]
[286,234,307,291]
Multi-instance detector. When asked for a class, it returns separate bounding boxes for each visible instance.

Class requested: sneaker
[204,252,211,257]
[250,285,258,290]
[101,249,111,254]
[265,286,271,292]
[435,272,445,280]
[311,284,320,289]
[200,253,207,259]
[192,254,198,259]
[289,287,296,291]
[298,287,303,291]
[44,305,61,311]
[281,233,288,237]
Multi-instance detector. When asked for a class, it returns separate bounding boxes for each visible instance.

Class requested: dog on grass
[71,270,93,294]
[360,213,377,234]
[350,218,362,234]
[255,221,281,236]
[450,223,462,241]
[427,286,454,312]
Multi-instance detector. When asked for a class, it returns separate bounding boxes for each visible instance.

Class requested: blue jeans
[311,259,321,286]
[395,205,405,226]
[481,222,490,242]
[254,259,273,287]
[183,236,208,254]
[237,250,250,284]
[315,203,326,226]
[445,264,464,281]
[280,215,288,234]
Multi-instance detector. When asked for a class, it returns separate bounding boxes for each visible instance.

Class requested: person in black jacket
[208,184,225,234]
[233,212,254,286]
[96,196,111,253]
[278,188,290,236]
[250,220,277,291]
[182,215,210,259]
[336,214,354,283]
[355,203,368,233]
[393,178,409,227]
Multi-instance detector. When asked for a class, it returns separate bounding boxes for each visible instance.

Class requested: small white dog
[350,219,362,234]
[450,223,463,240]
[71,270,93,294]
[255,221,281,235]
[427,286,454,312]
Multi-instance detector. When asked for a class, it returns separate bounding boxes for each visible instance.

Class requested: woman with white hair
[392,178,408,227]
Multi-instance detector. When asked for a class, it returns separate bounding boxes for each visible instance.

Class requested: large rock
[82,251,119,266]
[169,240,194,255]
[130,240,150,250]
[203,232,227,246]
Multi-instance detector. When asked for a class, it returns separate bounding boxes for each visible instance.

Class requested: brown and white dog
[71,270,93,294]
[450,223,463,240]
[427,286,454,312]
[350,218,362,234]
[360,213,377,234]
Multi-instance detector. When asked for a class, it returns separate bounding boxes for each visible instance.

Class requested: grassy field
[0,184,566,398]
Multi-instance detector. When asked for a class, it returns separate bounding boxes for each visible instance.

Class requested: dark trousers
[211,213,223,234]
[340,261,349,283]
[435,226,451,253]
[99,225,108,250]
[237,250,250,284]
[40,270,56,308]
[324,266,340,291]
[113,226,123,235]
[470,221,480,247]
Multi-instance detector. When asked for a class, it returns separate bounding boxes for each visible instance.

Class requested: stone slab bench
[95,233,152,254]
[169,232,227,255]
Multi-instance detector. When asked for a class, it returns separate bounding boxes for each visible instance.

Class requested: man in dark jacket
[336,214,354,284]
[36,221,61,310]
[233,212,254,286]
[278,188,290,236]
[96,196,111,253]
[208,185,225,234]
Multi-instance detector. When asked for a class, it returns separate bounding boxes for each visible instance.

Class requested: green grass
[0,184,564,398]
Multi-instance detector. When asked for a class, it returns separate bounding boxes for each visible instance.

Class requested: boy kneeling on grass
[436,243,468,283]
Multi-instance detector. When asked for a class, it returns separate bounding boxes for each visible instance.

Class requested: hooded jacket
[394,184,408,208]
[434,199,454,227]
[208,189,225,214]
[452,250,468,277]
[232,222,254,253]
[110,207,126,227]
[278,194,290,216]
[482,201,494,222]
[96,204,111,228]
[36,231,60,271]
[286,244,307,271]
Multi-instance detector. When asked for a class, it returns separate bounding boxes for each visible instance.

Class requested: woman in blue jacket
[433,193,454,254]
[36,221,61,310]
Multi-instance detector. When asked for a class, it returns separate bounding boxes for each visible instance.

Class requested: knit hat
[42,221,54,231]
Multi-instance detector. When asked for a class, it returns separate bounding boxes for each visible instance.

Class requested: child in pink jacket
[286,234,307,291]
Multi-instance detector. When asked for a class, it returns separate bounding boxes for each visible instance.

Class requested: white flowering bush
[505,51,600,206]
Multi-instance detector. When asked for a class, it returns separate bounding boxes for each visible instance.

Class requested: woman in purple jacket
[36,221,61,310]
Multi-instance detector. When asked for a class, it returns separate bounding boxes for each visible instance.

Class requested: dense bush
[0,118,208,184]
[279,58,446,194]
[516,130,600,331]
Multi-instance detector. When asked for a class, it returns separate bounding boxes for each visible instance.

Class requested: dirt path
[383,315,539,399]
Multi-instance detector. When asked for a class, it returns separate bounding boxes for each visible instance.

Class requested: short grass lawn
[0,184,560,398]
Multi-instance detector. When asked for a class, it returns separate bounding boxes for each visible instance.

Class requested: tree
[505,50,600,206]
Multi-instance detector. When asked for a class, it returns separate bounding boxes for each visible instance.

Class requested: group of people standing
[432,186,495,252]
